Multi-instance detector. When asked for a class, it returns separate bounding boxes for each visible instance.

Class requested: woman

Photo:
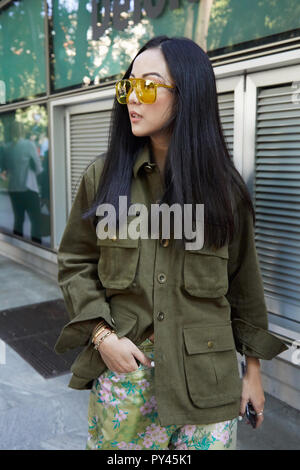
[55,36,288,450]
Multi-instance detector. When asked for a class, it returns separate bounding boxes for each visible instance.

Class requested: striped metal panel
[254,83,300,326]
[218,92,234,156]
[69,110,111,202]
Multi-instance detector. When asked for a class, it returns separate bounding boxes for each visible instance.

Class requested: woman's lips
[130,113,143,122]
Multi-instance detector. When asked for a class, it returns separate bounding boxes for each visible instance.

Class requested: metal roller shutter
[218,91,235,156]
[254,83,300,333]
[69,110,111,203]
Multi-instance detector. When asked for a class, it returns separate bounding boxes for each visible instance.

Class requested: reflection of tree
[52,0,189,88]
[73,0,91,81]
[110,19,154,74]
[194,0,214,51]
[16,106,48,145]
[89,0,195,77]
[51,0,300,90]
[208,0,300,51]
[0,106,47,146]
[0,0,46,103]
[184,3,195,39]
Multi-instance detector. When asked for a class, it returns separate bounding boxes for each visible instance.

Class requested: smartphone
[245,401,257,428]
[241,359,257,429]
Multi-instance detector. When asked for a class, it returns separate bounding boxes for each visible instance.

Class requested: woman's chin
[131,127,148,137]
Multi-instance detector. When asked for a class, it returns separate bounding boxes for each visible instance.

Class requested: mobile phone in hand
[245,401,257,428]
[241,359,257,429]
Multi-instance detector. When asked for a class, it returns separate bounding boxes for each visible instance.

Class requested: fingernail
[150,361,155,367]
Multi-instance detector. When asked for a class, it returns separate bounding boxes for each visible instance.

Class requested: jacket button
[160,238,169,247]
[207,341,214,348]
[144,164,153,173]
[157,273,167,283]
[157,311,165,321]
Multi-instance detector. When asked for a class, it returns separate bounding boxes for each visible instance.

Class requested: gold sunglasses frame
[115,77,175,104]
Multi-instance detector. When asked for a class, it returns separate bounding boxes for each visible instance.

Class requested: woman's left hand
[239,357,265,429]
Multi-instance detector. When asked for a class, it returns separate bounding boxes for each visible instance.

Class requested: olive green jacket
[54,143,288,426]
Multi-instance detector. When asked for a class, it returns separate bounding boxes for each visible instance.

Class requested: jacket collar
[133,143,157,179]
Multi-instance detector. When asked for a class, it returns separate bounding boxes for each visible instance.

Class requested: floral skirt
[86,338,238,450]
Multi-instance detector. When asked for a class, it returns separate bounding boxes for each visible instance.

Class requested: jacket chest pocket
[97,237,140,289]
[182,324,242,408]
[183,244,229,298]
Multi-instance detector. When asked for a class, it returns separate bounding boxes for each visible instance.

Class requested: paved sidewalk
[0,254,299,450]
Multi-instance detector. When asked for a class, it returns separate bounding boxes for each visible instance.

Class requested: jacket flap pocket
[97,235,140,289]
[183,324,235,354]
[96,236,140,248]
[182,323,242,408]
[183,243,229,297]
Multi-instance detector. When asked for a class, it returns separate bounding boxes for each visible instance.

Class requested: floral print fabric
[86,338,238,450]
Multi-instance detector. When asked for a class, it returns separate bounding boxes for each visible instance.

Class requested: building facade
[0,0,299,409]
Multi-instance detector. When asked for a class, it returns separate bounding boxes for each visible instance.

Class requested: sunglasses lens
[115,78,156,104]
[116,79,131,104]
[139,79,156,103]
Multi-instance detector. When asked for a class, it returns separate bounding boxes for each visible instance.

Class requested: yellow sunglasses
[115,78,175,104]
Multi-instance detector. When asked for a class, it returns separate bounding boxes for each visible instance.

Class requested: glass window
[50,0,202,91]
[0,0,46,105]
[0,105,51,247]
[207,0,300,52]
[49,0,300,92]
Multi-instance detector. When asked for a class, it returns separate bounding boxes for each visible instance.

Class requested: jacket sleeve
[28,140,43,175]
[226,197,289,360]
[54,159,114,354]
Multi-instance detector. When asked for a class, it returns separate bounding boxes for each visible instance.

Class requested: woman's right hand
[97,333,153,373]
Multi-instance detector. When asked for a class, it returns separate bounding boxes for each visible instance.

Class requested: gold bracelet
[94,329,116,350]
[92,324,106,337]
[92,320,107,337]
[93,326,113,345]
[92,325,107,342]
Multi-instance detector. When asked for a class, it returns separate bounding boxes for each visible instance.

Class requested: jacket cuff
[54,307,114,354]
[232,318,289,360]
[68,373,94,390]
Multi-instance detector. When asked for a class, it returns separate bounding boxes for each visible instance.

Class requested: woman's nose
[127,87,140,104]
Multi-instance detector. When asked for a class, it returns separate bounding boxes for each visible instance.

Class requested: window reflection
[0,0,46,105]
[0,106,50,247]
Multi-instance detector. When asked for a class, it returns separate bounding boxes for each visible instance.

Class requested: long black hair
[82,35,255,249]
